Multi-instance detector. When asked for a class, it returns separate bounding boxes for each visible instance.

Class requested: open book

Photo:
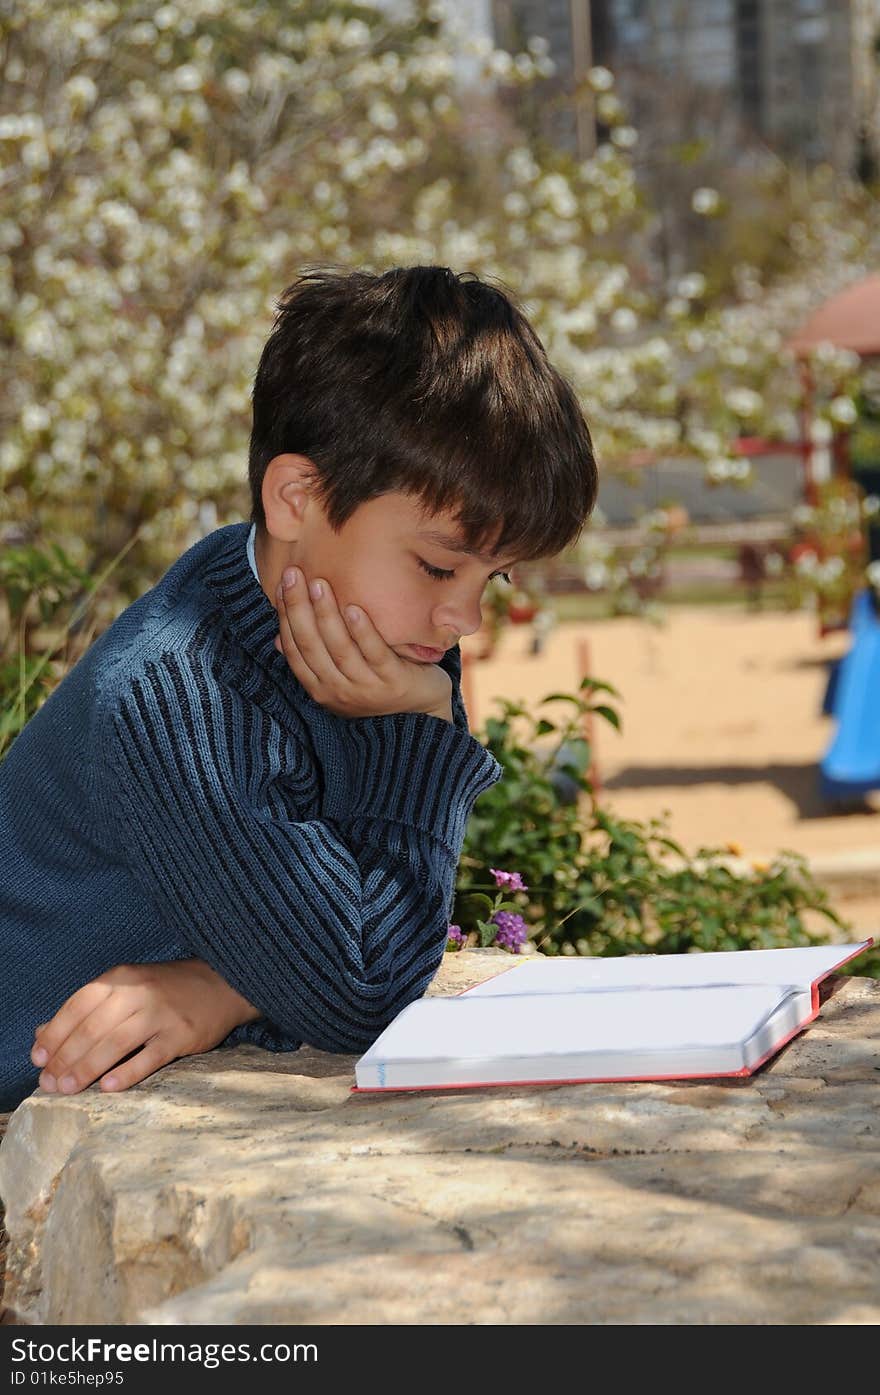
[353,940,873,1092]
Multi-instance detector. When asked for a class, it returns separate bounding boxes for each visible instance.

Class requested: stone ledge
[1,951,879,1325]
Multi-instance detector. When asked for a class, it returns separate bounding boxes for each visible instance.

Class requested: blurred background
[3,0,880,950]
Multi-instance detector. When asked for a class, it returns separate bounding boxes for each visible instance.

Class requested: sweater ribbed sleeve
[103,653,502,1055]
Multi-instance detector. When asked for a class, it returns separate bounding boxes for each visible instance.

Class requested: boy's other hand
[30,960,261,1097]
[273,568,453,722]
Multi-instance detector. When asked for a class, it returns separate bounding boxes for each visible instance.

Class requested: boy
[0,265,597,1110]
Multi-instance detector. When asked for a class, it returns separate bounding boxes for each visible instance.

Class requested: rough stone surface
[1,950,879,1326]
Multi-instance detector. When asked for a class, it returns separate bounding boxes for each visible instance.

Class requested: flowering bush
[531,503,680,623]
[445,924,467,951]
[453,677,868,967]
[8,0,879,608]
[446,867,531,953]
[787,478,872,631]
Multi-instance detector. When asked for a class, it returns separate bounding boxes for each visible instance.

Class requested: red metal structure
[788,275,880,635]
[788,275,880,499]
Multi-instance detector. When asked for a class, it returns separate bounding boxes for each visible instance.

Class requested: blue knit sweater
[0,523,502,1109]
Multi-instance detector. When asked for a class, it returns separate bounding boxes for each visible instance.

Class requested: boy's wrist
[192,959,262,1026]
[425,701,453,723]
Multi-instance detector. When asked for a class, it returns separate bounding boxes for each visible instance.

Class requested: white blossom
[819,557,845,582]
[611,307,637,334]
[596,93,623,124]
[725,387,763,417]
[829,395,858,426]
[583,561,610,590]
[676,272,706,300]
[692,187,720,215]
[63,75,98,109]
[173,65,204,92]
[21,404,52,433]
[587,66,614,91]
[222,68,250,95]
[153,6,180,31]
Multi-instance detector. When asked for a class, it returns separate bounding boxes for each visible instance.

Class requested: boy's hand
[273,568,453,722]
[30,960,261,1097]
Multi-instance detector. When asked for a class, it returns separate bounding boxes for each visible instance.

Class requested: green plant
[0,534,139,762]
[456,685,608,939]
[456,678,857,964]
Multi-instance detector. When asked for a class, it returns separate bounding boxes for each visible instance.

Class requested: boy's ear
[262,453,319,541]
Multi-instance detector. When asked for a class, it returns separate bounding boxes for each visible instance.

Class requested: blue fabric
[0,523,502,1109]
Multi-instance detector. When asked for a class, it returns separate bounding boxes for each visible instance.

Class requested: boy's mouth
[407,644,446,663]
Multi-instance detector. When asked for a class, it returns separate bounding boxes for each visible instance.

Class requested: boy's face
[263,473,517,664]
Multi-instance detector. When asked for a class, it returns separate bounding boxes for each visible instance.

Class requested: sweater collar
[202,523,284,674]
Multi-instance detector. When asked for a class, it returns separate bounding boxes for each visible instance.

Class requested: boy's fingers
[40,1009,147,1094]
[36,998,140,1082]
[30,980,113,1068]
[36,998,142,1092]
[342,602,400,674]
[308,579,375,682]
[99,1038,170,1094]
[278,576,336,681]
[275,583,320,688]
[278,575,366,687]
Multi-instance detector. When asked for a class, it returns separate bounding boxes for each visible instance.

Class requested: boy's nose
[434,598,482,640]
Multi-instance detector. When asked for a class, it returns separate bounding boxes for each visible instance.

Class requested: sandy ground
[461,605,880,938]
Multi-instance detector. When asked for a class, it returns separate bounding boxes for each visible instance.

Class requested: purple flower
[490,911,529,953]
[446,924,467,952]
[489,868,529,892]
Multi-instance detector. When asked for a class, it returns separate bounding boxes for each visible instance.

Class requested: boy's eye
[418,559,455,581]
[417,559,512,585]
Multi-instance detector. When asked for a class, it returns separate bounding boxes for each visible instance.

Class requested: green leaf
[467,894,495,916]
[539,692,586,707]
[592,704,621,731]
[578,676,621,697]
[553,737,591,774]
[476,919,498,948]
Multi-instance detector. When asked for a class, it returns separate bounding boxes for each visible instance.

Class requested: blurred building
[491,0,880,173]
[595,449,802,526]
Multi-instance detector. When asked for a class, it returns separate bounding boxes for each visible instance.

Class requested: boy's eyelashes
[417,558,512,585]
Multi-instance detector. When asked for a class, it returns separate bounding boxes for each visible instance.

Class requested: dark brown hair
[248,265,598,561]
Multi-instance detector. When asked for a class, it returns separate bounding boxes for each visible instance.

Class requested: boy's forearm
[111,672,502,1056]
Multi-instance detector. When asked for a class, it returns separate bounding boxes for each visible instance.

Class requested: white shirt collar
[246,522,259,583]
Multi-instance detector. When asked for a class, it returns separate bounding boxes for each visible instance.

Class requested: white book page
[355,983,810,1087]
[462,942,869,999]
